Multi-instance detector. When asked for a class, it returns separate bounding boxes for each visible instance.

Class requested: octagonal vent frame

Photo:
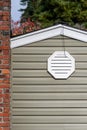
[48,51,75,79]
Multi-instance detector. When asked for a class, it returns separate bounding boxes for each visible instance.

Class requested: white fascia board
[11,24,62,48]
[11,24,87,49]
[61,25,87,42]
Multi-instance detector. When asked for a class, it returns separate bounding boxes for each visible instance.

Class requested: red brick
[0,117,3,122]
[0,65,9,69]
[0,46,10,49]
[0,104,10,107]
[0,11,3,16]
[0,79,10,84]
[3,98,10,103]
[2,37,9,41]
[4,89,9,93]
[3,127,10,130]
[3,117,10,122]
[2,70,10,74]
[4,107,10,113]
[0,122,10,127]
[0,51,2,55]
[3,60,9,64]
[0,1,10,130]
[0,21,10,26]
[3,79,10,84]
[2,16,9,21]
[0,89,3,94]
[3,50,9,55]
[0,55,9,59]
[3,2,10,7]
[0,113,9,117]
[0,107,3,113]
[0,75,5,78]
[0,79,3,83]
[0,26,9,31]
[0,127,3,130]
[0,94,9,98]
[0,2,3,6]
[3,12,10,16]
[0,84,10,88]
[2,41,9,45]
[5,74,10,79]
[0,98,3,103]
[0,60,2,64]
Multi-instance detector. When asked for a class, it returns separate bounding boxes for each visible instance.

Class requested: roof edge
[11,24,87,49]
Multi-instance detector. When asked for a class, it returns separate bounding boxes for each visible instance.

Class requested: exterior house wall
[11,36,87,130]
[0,0,11,130]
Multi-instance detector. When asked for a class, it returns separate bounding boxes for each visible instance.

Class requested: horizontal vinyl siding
[12,85,87,93]
[12,62,87,70]
[13,70,87,77]
[11,36,87,130]
[12,100,87,108]
[12,47,87,54]
[12,116,87,124]
[12,55,87,62]
[12,124,87,130]
[12,108,87,116]
[12,93,87,100]
[12,77,87,85]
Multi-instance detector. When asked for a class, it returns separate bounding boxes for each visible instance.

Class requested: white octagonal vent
[48,51,75,79]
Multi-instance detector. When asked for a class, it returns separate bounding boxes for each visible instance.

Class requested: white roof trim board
[11,24,87,48]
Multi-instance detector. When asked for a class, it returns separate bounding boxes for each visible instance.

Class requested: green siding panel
[11,36,87,130]
[12,124,87,130]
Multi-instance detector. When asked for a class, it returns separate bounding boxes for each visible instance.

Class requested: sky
[11,0,26,21]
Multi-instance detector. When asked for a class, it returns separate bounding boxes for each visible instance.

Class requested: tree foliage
[20,0,87,29]
[20,0,38,18]
[11,18,40,37]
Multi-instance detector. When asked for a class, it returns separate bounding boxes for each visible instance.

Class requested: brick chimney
[0,0,11,130]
